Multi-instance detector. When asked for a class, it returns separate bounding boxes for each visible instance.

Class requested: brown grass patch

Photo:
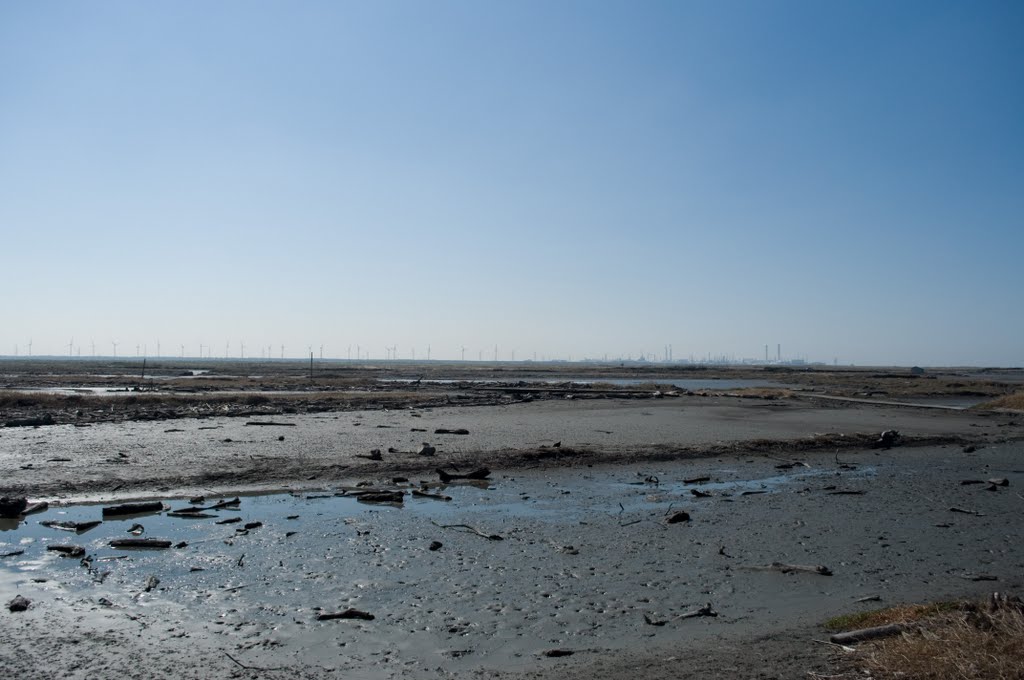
[836,596,1024,680]
[975,391,1024,411]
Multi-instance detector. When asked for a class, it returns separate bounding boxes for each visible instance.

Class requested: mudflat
[1,361,1022,679]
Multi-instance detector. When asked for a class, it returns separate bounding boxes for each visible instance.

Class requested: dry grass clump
[825,601,960,632]
[975,391,1024,411]
[836,595,1024,680]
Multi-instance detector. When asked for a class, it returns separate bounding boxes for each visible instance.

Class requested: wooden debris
[0,496,28,519]
[752,561,832,576]
[949,506,984,516]
[429,541,443,551]
[691,489,712,498]
[23,501,49,515]
[102,501,163,517]
[830,623,905,645]
[128,523,144,535]
[741,490,767,496]
[430,520,503,540]
[434,428,470,435]
[543,649,574,658]
[167,512,216,519]
[411,489,452,501]
[437,467,490,483]
[988,478,1009,487]
[828,490,866,495]
[109,539,173,549]
[216,517,243,525]
[208,498,241,510]
[855,595,882,603]
[41,520,102,533]
[666,511,691,524]
[47,545,86,558]
[960,479,986,485]
[244,421,295,427]
[683,476,710,484]
[356,449,383,461]
[317,608,374,621]
[144,575,160,592]
[1,549,26,558]
[418,443,436,456]
[960,573,998,581]
[678,602,718,619]
[355,491,405,504]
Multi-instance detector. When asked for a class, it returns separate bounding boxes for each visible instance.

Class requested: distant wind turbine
[111,340,118,357]
[68,338,74,357]
[27,339,32,357]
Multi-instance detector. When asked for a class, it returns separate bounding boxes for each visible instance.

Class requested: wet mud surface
[3,443,1024,679]
[3,397,1021,500]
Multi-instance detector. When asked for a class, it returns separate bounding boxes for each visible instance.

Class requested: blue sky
[1,1,1021,365]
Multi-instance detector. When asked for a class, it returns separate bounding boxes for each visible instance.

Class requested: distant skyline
[2,2,1022,367]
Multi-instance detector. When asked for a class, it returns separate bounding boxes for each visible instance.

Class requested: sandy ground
[2,396,1023,679]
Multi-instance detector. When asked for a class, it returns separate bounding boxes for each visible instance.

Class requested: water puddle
[0,461,875,675]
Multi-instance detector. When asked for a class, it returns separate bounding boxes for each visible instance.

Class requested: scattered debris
[960,573,998,582]
[963,445,977,453]
[855,595,882,603]
[208,498,241,510]
[47,545,86,558]
[830,623,905,645]
[1,549,26,558]
[437,467,491,483]
[418,443,437,456]
[22,501,48,515]
[683,476,710,484]
[828,490,866,496]
[429,541,443,551]
[128,524,145,535]
[666,511,691,524]
[144,575,160,592]
[317,608,374,621]
[430,520,503,540]
[434,428,470,435]
[751,562,832,576]
[108,539,173,549]
[411,489,451,501]
[40,520,102,533]
[0,496,28,519]
[244,421,296,427]
[216,517,242,525]
[543,649,574,658]
[102,501,164,517]
[356,449,383,461]
[7,595,30,612]
[690,489,712,498]
[873,430,902,449]
[354,491,404,504]
[949,506,985,516]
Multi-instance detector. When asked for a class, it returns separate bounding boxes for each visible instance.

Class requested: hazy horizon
[2,2,1021,367]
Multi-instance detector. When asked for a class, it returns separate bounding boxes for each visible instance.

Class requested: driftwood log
[40,520,102,533]
[830,623,905,645]
[47,545,86,557]
[109,539,173,549]
[103,501,164,517]
[437,467,490,483]
[317,608,374,621]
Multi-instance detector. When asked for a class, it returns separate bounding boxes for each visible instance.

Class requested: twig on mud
[430,520,503,541]
[224,651,288,672]
[812,638,856,653]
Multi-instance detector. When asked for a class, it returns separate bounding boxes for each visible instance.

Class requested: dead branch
[430,519,503,540]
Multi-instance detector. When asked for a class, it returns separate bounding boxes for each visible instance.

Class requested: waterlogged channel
[8,450,1018,679]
